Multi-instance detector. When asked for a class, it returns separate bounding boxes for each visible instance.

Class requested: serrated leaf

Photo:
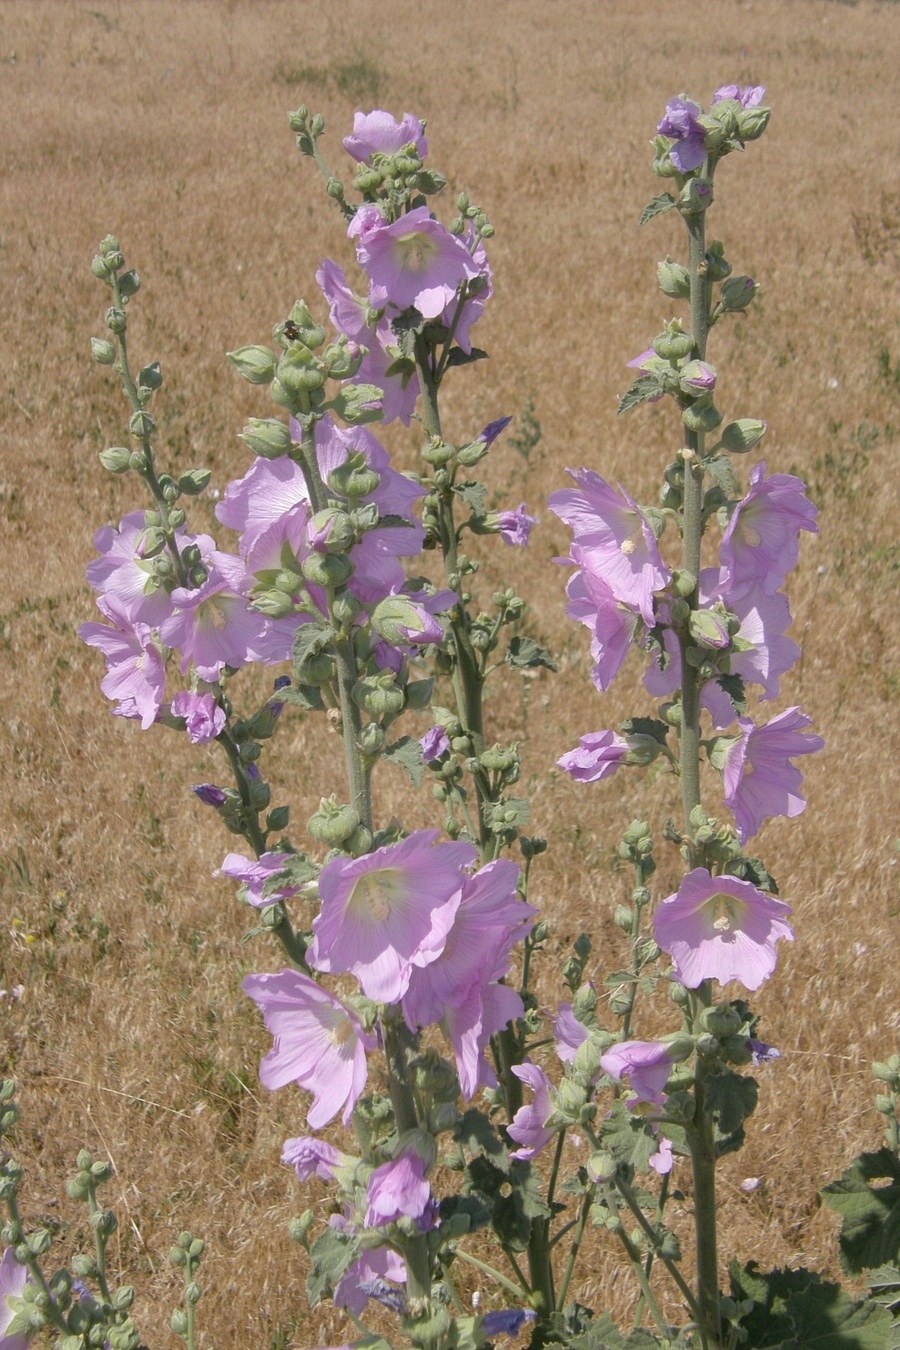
[618,374,666,416]
[822,1149,900,1275]
[306,1225,359,1306]
[391,307,425,358]
[506,635,558,671]
[278,683,325,712]
[703,453,740,498]
[784,1281,892,1347]
[293,622,336,664]
[455,1109,510,1172]
[446,346,489,368]
[716,672,747,718]
[639,192,676,226]
[619,717,670,746]
[383,735,425,787]
[454,480,488,517]
[600,1100,659,1172]
[705,1069,758,1156]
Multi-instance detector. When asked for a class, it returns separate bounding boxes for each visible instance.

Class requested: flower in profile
[494,502,538,547]
[554,1002,590,1063]
[308,830,476,1004]
[343,110,428,163]
[601,1039,682,1106]
[720,461,818,595]
[558,729,660,784]
[219,851,302,908]
[478,416,513,448]
[365,1138,434,1228]
[171,691,225,744]
[355,206,479,319]
[508,1062,555,1161]
[657,95,707,172]
[654,868,793,991]
[713,85,765,108]
[192,783,227,807]
[79,594,167,730]
[721,707,824,843]
[242,969,375,1127]
[281,1136,347,1183]
[550,469,670,625]
[564,565,641,692]
[649,1134,674,1175]
[420,725,450,762]
[0,1245,31,1350]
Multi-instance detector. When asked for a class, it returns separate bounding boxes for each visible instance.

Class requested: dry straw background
[1,0,899,1344]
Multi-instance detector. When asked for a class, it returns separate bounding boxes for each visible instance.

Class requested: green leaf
[278,683,325,712]
[705,1068,758,1156]
[454,480,488,518]
[639,192,676,226]
[293,622,336,664]
[600,1100,659,1173]
[455,1108,510,1173]
[446,346,489,368]
[822,1149,900,1275]
[306,1224,359,1305]
[391,307,425,357]
[715,672,747,718]
[617,374,665,416]
[383,735,425,787]
[506,635,558,672]
[702,452,740,497]
[619,717,670,747]
[486,797,531,834]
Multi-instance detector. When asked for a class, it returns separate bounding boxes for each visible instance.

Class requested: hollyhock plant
[242,969,374,1127]
[654,869,794,991]
[171,691,225,744]
[549,469,670,625]
[308,830,477,1004]
[720,461,818,595]
[720,706,825,843]
[355,205,479,319]
[657,95,707,172]
[343,110,428,164]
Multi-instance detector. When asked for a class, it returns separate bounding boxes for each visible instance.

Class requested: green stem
[614,1171,703,1325]
[381,1013,431,1303]
[451,1247,530,1300]
[555,1189,592,1311]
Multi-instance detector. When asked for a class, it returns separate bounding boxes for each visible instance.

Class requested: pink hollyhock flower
[558,730,631,783]
[160,551,266,681]
[242,969,374,1127]
[649,1134,675,1175]
[478,416,512,448]
[219,851,302,907]
[80,594,166,730]
[654,868,793,991]
[720,462,818,595]
[554,1003,590,1063]
[440,221,493,352]
[601,1039,679,1106]
[657,95,707,172]
[87,510,186,627]
[365,1144,433,1228]
[444,977,524,1100]
[420,726,450,762]
[334,1234,406,1316]
[281,1136,347,1183]
[343,110,428,163]
[308,830,476,1004]
[713,84,765,108]
[317,258,420,425]
[550,469,670,625]
[171,691,225,743]
[356,206,479,319]
[0,1245,30,1350]
[494,502,538,547]
[721,707,824,843]
[564,564,641,692]
[508,1062,555,1161]
[192,783,227,807]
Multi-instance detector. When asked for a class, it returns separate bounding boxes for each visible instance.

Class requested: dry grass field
[1,0,899,1344]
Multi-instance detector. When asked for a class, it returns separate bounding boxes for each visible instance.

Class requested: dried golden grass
[1,0,899,1344]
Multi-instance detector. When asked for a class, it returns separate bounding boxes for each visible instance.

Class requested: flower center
[709,893,740,932]
[350,867,406,923]
[331,1015,355,1048]
[396,231,438,274]
[737,517,762,548]
[201,597,230,630]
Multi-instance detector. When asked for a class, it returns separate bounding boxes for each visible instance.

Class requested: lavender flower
[657,95,708,173]
[171,691,225,744]
[0,1246,30,1350]
[601,1039,680,1106]
[721,707,824,843]
[508,1062,555,1161]
[343,110,428,163]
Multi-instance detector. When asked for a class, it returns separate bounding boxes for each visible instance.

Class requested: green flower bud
[588,1152,616,1182]
[657,256,691,299]
[118,268,140,298]
[91,253,114,281]
[99,446,132,474]
[277,353,326,395]
[699,1003,743,1038]
[239,418,292,458]
[248,777,271,812]
[722,1034,753,1066]
[105,306,127,334]
[308,507,356,554]
[308,796,361,846]
[705,240,732,281]
[327,382,384,426]
[327,455,381,499]
[128,409,155,440]
[228,345,277,385]
[678,177,714,215]
[345,824,374,858]
[420,437,456,467]
[91,337,116,365]
[719,418,767,453]
[352,674,404,718]
[876,1094,895,1115]
[554,1079,586,1122]
[359,724,386,757]
[873,1061,899,1085]
[290,1211,315,1246]
[737,104,771,141]
[681,399,723,433]
[113,1285,136,1311]
[300,552,354,587]
[695,1032,720,1059]
[285,300,327,349]
[697,113,726,154]
[99,233,120,256]
[652,321,695,363]
[171,1310,189,1336]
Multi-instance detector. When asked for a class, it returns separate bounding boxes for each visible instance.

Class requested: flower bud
[99,446,132,474]
[359,724,386,756]
[719,418,767,453]
[705,240,732,281]
[699,1004,743,1038]
[118,268,141,298]
[652,321,695,363]
[308,796,361,846]
[737,104,771,141]
[128,409,155,439]
[307,507,355,554]
[679,360,717,394]
[720,275,758,313]
[352,673,405,718]
[554,1079,586,1123]
[240,417,293,458]
[327,382,384,425]
[91,253,114,281]
[105,306,127,334]
[228,345,277,385]
[91,337,116,365]
[327,455,381,499]
[689,607,730,650]
[657,256,691,299]
[678,177,714,215]
[681,399,723,433]
[588,1152,617,1182]
[300,551,354,587]
[277,352,326,394]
